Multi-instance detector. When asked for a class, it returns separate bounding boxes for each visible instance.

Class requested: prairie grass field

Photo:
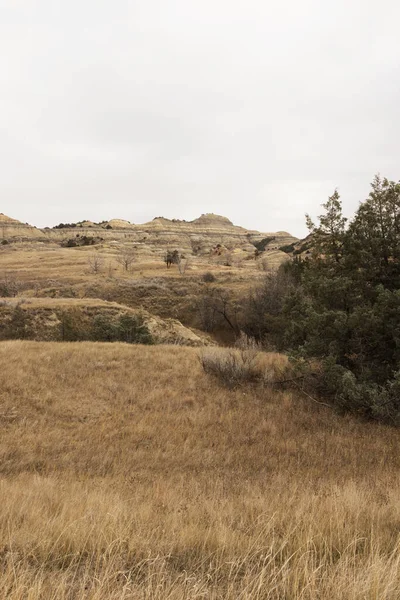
[0,242,263,335]
[1,341,400,598]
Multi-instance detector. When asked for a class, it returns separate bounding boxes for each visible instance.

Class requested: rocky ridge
[1,212,298,259]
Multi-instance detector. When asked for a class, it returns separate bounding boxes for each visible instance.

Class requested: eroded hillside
[0,211,297,264]
[0,212,298,343]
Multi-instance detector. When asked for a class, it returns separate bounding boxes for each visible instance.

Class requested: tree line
[243,175,400,424]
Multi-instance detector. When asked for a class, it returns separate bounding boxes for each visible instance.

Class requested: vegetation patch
[61,235,104,247]
[200,333,288,388]
[243,175,400,424]
[250,236,276,253]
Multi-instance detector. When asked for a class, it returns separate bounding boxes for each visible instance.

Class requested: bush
[200,347,260,388]
[53,223,77,229]
[60,310,154,344]
[60,309,89,341]
[200,333,288,388]
[61,236,103,248]
[242,268,297,347]
[92,313,153,344]
[251,237,276,253]
[91,314,118,342]
[294,357,400,425]
[279,243,295,254]
[194,286,239,334]
[116,314,153,345]
[6,305,29,339]
[0,273,20,297]
[202,272,216,283]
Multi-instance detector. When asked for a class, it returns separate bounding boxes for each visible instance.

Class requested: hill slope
[0,213,43,239]
[1,341,400,599]
[2,212,297,263]
[0,298,209,345]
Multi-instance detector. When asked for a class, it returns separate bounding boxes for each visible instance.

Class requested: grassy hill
[1,341,400,598]
[0,298,209,346]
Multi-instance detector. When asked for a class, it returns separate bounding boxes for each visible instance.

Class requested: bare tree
[107,261,114,278]
[163,250,189,274]
[116,247,136,272]
[176,254,190,276]
[88,252,103,274]
[0,272,20,297]
[195,286,239,334]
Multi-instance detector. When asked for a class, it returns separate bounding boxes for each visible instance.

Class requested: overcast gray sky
[1,0,399,237]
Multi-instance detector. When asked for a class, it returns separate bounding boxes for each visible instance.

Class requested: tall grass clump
[200,332,288,388]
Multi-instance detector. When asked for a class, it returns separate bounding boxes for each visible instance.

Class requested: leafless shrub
[116,247,136,272]
[176,254,190,275]
[200,347,260,388]
[200,333,289,388]
[0,272,20,297]
[234,331,262,352]
[195,286,239,333]
[87,253,103,274]
[195,294,218,332]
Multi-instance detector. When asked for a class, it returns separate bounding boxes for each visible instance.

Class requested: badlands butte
[0,211,298,345]
[0,212,296,255]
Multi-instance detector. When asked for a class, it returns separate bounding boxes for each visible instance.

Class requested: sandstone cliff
[44,213,297,258]
[1,212,298,268]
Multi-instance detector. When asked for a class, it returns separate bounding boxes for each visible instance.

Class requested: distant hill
[1,212,298,262]
[0,213,43,240]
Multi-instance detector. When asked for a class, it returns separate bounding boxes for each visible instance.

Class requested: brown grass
[0,242,267,344]
[0,242,264,285]
[200,339,289,387]
[1,341,400,598]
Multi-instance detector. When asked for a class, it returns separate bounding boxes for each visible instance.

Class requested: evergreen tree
[347,175,400,288]
[306,189,347,265]
[243,175,400,424]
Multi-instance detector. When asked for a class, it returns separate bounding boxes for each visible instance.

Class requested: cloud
[0,0,399,236]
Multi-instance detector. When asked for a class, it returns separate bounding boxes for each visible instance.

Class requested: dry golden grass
[0,242,264,339]
[1,341,400,598]
[0,242,263,284]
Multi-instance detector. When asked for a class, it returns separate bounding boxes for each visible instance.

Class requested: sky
[0,1,399,238]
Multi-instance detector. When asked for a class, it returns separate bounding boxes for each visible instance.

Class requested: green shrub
[116,314,153,345]
[279,244,295,254]
[7,305,29,339]
[91,313,153,344]
[91,314,119,342]
[251,237,276,253]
